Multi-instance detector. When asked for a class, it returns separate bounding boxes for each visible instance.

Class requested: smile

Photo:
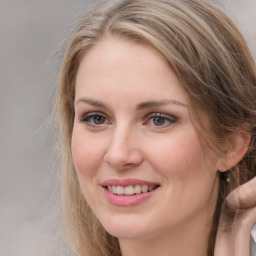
[106,184,158,195]
[102,179,160,206]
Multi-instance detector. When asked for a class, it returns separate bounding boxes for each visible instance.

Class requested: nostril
[104,148,143,170]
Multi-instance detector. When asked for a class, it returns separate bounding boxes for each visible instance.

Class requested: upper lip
[102,178,160,187]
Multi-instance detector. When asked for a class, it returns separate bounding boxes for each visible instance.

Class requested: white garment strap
[251,224,256,256]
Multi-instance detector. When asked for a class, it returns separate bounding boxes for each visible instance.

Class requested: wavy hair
[53,0,256,255]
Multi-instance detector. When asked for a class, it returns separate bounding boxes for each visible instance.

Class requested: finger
[215,206,256,256]
[214,226,234,256]
[233,207,256,256]
[215,177,256,256]
[226,177,256,210]
[215,202,237,256]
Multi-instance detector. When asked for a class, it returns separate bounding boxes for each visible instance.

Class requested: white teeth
[124,185,134,195]
[106,184,157,195]
[134,184,142,194]
[142,185,148,193]
[107,185,112,193]
[116,186,125,195]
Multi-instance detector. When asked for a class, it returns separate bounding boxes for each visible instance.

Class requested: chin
[100,215,153,240]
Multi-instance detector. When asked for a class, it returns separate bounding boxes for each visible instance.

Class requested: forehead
[75,36,188,105]
[77,36,170,82]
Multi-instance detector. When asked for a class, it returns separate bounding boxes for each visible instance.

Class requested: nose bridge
[104,122,142,169]
[111,123,130,150]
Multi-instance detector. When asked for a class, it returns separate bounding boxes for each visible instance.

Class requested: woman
[53,0,256,255]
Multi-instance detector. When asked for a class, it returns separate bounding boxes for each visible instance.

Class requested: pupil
[94,115,105,124]
[153,116,165,126]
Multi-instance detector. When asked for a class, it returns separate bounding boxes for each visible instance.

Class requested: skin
[215,177,256,256]
[71,36,254,256]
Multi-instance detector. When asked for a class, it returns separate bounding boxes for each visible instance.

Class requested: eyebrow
[75,97,187,110]
[75,97,111,109]
[136,99,187,110]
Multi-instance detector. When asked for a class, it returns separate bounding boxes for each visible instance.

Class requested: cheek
[146,129,218,193]
[71,129,104,178]
[147,132,219,218]
[71,129,107,208]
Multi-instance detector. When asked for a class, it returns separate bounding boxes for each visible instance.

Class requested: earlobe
[217,131,251,172]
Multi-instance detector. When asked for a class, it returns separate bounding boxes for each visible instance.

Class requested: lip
[103,187,158,206]
[102,178,159,187]
[102,178,160,207]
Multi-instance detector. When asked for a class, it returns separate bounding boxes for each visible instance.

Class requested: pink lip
[103,187,158,206]
[101,179,160,207]
[102,178,159,187]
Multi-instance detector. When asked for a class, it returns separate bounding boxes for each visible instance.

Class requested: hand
[214,177,256,256]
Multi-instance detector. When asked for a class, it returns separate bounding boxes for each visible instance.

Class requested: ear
[217,131,251,172]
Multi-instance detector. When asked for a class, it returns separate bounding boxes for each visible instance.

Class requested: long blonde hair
[53,0,256,255]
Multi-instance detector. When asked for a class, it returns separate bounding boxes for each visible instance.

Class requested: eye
[144,113,177,128]
[80,112,110,126]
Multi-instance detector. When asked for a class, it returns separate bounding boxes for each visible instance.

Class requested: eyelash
[80,112,110,127]
[144,112,177,128]
[79,112,177,128]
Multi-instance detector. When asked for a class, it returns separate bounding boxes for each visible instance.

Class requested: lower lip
[103,187,158,207]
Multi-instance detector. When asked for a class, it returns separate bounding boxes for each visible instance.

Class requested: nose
[104,125,143,170]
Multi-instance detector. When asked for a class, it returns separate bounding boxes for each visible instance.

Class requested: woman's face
[72,37,223,241]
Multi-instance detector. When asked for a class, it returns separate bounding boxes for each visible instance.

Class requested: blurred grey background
[0,1,255,256]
